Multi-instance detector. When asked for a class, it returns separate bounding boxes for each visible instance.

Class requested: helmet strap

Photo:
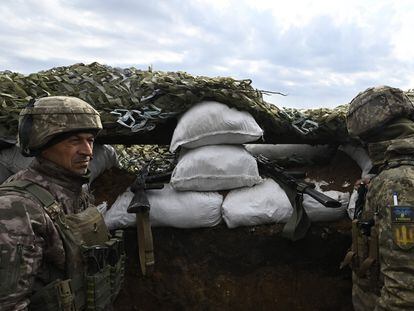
[19,98,36,157]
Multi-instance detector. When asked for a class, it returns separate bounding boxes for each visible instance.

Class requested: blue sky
[0,0,413,108]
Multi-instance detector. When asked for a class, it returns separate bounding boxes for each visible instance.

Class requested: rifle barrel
[146,172,172,183]
[304,187,342,208]
[255,154,342,208]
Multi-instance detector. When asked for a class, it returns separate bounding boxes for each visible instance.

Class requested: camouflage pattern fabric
[0,62,351,146]
[352,136,414,311]
[18,96,102,153]
[0,157,90,310]
[346,86,414,138]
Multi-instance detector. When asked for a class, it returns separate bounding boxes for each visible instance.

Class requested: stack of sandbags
[104,101,265,229]
[169,101,263,191]
[104,102,352,230]
[161,101,264,228]
[169,103,349,227]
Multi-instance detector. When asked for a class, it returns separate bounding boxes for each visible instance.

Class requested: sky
[0,0,413,109]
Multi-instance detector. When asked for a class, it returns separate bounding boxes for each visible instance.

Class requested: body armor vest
[0,180,125,311]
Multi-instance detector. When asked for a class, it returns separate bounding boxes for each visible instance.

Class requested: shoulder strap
[0,180,55,208]
[0,180,58,219]
[282,192,311,241]
[387,159,414,169]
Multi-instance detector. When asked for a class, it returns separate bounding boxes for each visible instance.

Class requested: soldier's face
[41,133,95,175]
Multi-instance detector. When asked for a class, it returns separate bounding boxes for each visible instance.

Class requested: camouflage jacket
[363,136,414,310]
[0,157,91,310]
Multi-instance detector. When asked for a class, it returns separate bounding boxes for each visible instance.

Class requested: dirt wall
[91,149,359,310]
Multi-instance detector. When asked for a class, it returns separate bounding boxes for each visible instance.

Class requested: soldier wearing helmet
[342,86,414,310]
[0,96,124,310]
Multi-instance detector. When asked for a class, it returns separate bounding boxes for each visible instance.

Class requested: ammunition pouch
[106,231,126,301]
[85,265,112,310]
[29,231,125,311]
[341,218,381,293]
[83,230,126,309]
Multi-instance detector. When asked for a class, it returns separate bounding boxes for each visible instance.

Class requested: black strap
[18,98,36,157]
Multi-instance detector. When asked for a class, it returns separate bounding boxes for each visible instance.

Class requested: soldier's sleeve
[0,195,45,311]
[371,169,414,310]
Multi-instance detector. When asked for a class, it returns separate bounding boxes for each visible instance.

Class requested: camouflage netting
[114,144,176,174]
[0,62,352,147]
[406,89,414,104]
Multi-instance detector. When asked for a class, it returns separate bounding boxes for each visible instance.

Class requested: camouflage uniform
[351,136,414,310]
[345,86,414,311]
[0,96,123,310]
[0,157,91,310]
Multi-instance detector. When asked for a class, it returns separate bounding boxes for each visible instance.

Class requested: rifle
[127,162,171,275]
[255,154,341,241]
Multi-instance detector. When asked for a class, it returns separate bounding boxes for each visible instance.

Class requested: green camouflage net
[281,105,349,138]
[0,62,351,146]
[406,89,414,104]
[114,144,176,174]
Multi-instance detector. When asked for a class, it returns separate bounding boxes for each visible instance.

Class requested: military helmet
[18,96,102,156]
[346,85,414,139]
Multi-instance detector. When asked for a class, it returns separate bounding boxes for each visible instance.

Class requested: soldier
[343,86,414,310]
[0,96,125,310]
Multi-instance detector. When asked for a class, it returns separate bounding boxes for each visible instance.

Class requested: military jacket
[357,136,414,310]
[0,157,91,310]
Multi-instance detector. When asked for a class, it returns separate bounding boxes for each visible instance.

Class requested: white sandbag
[222,178,292,228]
[222,178,350,228]
[89,144,119,182]
[147,184,223,228]
[303,190,350,222]
[171,145,263,191]
[244,144,336,166]
[104,184,223,230]
[338,144,373,178]
[170,101,263,152]
[104,190,134,230]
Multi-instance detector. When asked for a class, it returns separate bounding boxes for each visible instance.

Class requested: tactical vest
[0,180,125,311]
[341,215,381,294]
[341,160,414,294]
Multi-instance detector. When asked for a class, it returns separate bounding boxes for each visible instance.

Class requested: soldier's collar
[31,157,90,189]
[368,135,414,171]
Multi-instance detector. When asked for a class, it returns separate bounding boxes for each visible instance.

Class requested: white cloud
[0,0,413,108]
